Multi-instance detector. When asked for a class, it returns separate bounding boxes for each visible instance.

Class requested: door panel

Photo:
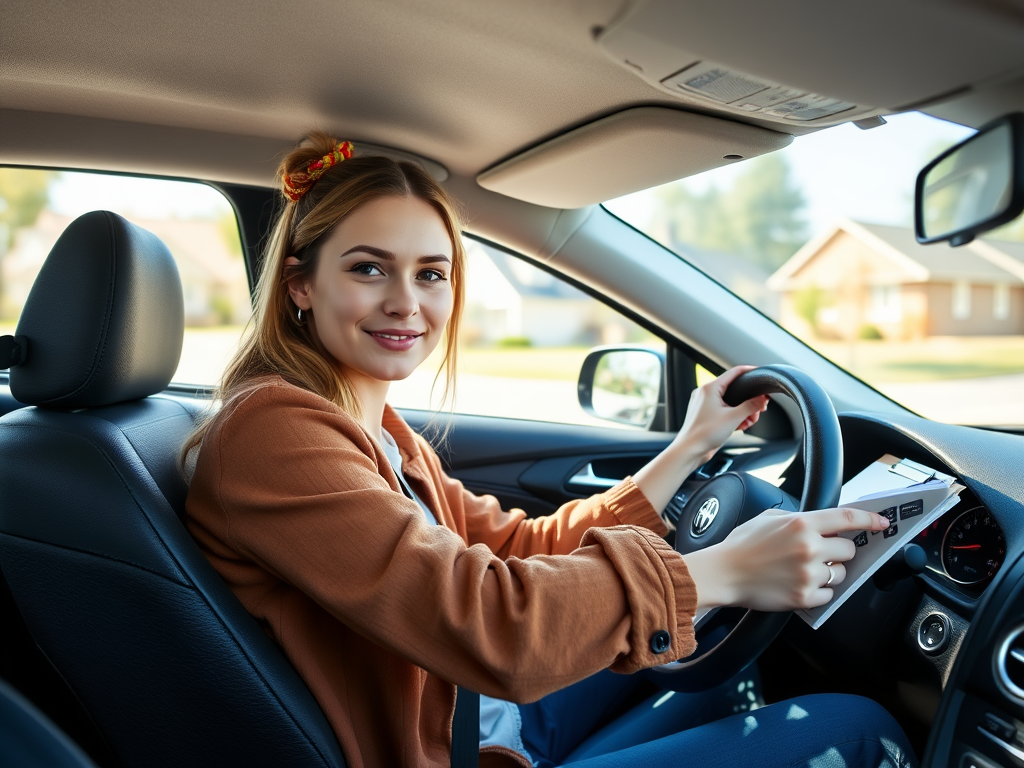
[400,408,800,520]
[400,408,674,515]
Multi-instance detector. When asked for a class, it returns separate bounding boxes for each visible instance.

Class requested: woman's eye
[351,262,385,277]
[419,269,448,283]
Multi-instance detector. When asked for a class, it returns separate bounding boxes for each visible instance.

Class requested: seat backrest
[0,211,346,768]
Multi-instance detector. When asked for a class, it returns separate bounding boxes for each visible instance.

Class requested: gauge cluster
[913,488,1006,595]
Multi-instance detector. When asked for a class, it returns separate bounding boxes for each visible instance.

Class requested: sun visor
[476,107,792,209]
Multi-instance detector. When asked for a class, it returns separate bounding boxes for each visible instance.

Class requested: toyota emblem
[691,497,720,537]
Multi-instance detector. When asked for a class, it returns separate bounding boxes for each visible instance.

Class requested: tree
[0,169,57,320]
[651,152,808,272]
[0,168,54,251]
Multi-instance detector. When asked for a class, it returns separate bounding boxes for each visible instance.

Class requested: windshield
[605,112,1024,428]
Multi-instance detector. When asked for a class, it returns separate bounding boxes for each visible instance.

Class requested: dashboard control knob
[873,543,927,592]
[918,612,950,654]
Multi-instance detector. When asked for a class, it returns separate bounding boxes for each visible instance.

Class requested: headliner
[2,0,1023,193]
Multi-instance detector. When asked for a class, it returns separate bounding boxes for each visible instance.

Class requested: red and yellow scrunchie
[282,141,355,202]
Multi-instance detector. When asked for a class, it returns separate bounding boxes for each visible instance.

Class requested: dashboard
[681,408,1023,764]
[773,411,1023,768]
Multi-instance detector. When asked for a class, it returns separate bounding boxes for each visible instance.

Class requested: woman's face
[287,195,455,387]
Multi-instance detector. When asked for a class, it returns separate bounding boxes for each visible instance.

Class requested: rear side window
[0,168,251,386]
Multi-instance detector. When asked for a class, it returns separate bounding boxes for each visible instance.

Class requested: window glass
[605,112,1024,427]
[951,281,972,320]
[0,168,250,386]
[995,283,1011,321]
[388,238,666,427]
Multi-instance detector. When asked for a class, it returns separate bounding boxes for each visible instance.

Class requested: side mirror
[577,346,666,429]
[915,113,1024,247]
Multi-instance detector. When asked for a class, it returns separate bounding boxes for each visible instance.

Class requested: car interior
[1,1,1024,767]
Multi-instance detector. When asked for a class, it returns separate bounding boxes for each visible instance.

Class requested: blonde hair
[181,131,465,462]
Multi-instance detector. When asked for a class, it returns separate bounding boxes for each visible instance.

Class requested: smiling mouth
[366,331,423,341]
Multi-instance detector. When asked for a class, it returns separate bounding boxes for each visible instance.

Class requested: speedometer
[941,506,1005,585]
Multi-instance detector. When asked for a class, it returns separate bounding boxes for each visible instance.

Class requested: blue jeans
[519,669,916,768]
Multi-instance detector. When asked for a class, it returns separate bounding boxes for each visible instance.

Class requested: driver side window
[387,238,667,428]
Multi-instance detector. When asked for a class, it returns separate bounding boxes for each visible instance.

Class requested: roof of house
[768,219,1024,289]
[486,249,588,299]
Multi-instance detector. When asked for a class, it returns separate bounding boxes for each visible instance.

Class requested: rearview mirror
[577,346,665,429]
[915,113,1024,247]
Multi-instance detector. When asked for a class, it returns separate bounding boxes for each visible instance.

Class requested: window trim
[0,165,252,390]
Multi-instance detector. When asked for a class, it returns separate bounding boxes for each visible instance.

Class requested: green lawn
[809,336,1024,383]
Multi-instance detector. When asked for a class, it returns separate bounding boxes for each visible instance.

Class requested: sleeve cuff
[602,476,669,537]
[579,525,698,673]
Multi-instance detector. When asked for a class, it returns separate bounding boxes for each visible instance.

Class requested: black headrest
[9,211,184,409]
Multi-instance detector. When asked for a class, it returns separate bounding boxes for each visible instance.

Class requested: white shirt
[379,430,534,764]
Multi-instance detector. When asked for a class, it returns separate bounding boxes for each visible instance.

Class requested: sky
[606,111,976,237]
[44,111,977,238]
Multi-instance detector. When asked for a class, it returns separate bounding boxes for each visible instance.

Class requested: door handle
[568,463,621,489]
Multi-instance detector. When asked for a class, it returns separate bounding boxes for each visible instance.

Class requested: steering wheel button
[650,630,671,654]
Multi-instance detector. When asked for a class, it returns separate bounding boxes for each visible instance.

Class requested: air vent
[995,625,1024,702]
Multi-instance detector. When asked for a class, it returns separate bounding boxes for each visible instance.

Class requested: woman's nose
[382,276,418,318]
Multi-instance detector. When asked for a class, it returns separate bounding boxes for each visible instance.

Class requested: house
[767,220,1024,340]
[3,209,251,326]
[462,241,638,347]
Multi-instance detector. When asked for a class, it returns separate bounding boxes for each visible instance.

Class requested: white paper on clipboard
[796,455,963,629]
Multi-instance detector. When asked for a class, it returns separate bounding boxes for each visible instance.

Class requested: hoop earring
[297,307,306,325]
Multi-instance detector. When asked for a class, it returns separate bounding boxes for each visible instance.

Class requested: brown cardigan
[184,376,699,768]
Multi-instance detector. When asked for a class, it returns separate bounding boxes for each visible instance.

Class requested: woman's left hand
[674,365,768,464]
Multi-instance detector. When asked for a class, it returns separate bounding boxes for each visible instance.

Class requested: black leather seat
[0,676,98,768]
[0,211,346,768]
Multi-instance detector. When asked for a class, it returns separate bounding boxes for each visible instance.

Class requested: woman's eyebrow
[340,245,450,264]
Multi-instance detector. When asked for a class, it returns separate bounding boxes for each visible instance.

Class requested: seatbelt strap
[451,686,480,768]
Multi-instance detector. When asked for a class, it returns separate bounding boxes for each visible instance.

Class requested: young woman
[183,134,915,768]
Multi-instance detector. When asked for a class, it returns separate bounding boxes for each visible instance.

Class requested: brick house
[767,220,1024,340]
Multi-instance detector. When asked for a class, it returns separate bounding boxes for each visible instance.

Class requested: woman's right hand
[683,507,892,613]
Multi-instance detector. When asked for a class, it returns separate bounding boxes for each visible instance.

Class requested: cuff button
[650,630,671,654]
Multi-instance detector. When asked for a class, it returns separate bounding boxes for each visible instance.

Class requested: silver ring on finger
[824,565,835,587]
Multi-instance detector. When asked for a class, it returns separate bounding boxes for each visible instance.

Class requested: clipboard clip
[888,458,936,484]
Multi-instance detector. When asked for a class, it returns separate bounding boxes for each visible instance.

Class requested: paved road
[388,371,621,428]
[393,370,1024,429]
[395,371,1024,428]
[878,373,1024,427]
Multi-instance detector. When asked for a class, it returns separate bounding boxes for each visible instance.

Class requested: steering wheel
[644,364,843,693]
